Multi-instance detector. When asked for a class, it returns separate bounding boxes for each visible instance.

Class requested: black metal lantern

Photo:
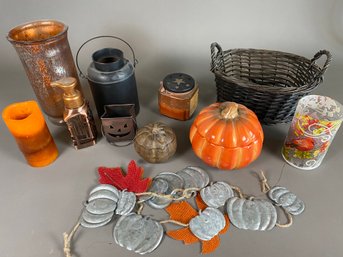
[76,36,140,117]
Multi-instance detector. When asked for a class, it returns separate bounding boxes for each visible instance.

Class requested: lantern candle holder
[282,95,343,170]
[100,104,137,145]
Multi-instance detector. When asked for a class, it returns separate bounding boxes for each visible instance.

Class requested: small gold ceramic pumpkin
[134,122,177,163]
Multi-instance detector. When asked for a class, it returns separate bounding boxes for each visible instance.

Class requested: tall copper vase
[7,20,82,124]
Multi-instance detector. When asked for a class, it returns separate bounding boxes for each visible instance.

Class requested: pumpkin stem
[220,102,239,119]
[152,124,165,135]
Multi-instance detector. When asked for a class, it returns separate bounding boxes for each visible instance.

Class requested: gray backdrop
[0,0,342,257]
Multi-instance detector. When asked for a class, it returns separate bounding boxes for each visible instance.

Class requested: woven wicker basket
[210,42,332,125]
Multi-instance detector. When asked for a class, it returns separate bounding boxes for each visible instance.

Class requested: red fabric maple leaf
[98,160,151,193]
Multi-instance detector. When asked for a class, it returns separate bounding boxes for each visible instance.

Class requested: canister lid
[163,73,195,93]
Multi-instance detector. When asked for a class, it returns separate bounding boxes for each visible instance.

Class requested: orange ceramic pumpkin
[189,102,263,170]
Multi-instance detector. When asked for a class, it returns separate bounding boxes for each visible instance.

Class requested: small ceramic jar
[134,122,177,163]
[158,73,199,120]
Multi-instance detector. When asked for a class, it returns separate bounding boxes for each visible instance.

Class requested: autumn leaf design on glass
[282,95,343,170]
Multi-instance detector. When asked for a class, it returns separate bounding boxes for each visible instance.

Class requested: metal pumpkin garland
[190,102,264,170]
[63,162,305,257]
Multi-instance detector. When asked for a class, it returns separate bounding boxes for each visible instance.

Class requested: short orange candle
[2,100,58,167]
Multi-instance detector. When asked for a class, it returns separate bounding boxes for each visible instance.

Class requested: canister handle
[76,35,138,79]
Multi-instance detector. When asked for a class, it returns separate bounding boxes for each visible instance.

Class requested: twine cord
[276,209,293,228]
[137,202,144,215]
[136,188,197,227]
[255,170,293,229]
[231,185,244,199]
[251,163,286,198]
[63,221,81,257]
[159,219,189,227]
[136,187,200,202]
[258,170,271,193]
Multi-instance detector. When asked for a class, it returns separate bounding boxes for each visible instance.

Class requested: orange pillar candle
[2,100,58,167]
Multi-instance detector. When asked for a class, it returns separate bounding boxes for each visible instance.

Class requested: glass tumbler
[282,95,343,170]
[7,20,82,124]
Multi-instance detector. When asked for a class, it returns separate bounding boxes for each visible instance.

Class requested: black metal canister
[76,36,140,117]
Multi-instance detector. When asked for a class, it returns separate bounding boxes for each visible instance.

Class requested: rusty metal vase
[7,20,82,124]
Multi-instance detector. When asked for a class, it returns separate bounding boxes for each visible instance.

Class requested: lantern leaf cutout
[226,197,277,231]
[113,213,164,254]
[190,102,264,170]
[268,186,305,215]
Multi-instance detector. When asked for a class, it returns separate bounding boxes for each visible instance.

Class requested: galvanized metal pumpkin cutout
[226,197,277,231]
[81,184,120,228]
[189,207,226,241]
[200,182,234,208]
[89,184,121,198]
[88,189,120,202]
[80,209,114,228]
[134,122,177,163]
[116,191,137,215]
[268,186,305,215]
[146,172,184,209]
[176,166,210,189]
[190,102,264,170]
[113,213,164,254]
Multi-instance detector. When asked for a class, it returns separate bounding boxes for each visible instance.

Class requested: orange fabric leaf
[165,193,230,254]
[167,228,199,245]
[165,201,198,224]
[219,215,230,235]
[201,235,220,254]
[195,193,208,210]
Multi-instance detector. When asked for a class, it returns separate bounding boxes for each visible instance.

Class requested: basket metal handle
[76,35,138,79]
[310,50,332,80]
[210,42,224,72]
